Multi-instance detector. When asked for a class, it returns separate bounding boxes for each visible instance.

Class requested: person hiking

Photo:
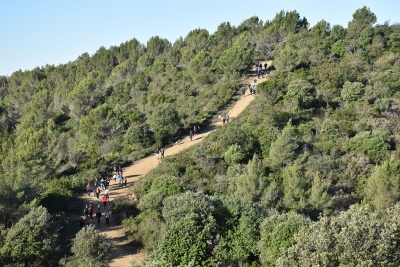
[96,210,102,225]
[79,217,85,229]
[88,205,94,219]
[255,63,258,78]
[120,176,126,187]
[113,173,117,184]
[95,186,100,199]
[118,173,122,185]
[189,130,193,141]
[160,148,164,159]
[105,188,110,200]
[84,205,89,217]
[100,177,105,190]
[105,177,110,189]
[86,183,91,196]
[155,148,159,160]
[102,195,108,208]
[105,210,111,226]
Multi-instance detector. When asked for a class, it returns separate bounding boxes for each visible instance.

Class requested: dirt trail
[80,62,272,267]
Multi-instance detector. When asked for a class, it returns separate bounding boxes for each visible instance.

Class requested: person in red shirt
[102,195,108,208]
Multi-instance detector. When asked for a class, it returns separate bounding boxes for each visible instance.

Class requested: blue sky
[0,0,398,76]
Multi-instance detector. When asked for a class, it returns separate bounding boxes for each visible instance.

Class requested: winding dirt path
[81,62,271,267]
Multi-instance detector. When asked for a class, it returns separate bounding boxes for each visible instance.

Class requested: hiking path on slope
[80,61,272,267]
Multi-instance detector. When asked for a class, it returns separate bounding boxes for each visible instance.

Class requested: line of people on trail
[81,166,127,228]
[218,113,230,124]
[255,61,269,79]
[243,81,257,96]
[155,147,165,159]
[189,125,201,141]
[81,203,111,227]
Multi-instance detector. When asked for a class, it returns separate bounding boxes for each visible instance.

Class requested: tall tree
[0,206,57,267]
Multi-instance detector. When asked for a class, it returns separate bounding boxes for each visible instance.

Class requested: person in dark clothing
[88,205,94,219]
[96,211,102,225]
[79,217,85,228]
[84,205,89,217]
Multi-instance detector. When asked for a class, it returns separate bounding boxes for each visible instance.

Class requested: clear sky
[0,0,398,76]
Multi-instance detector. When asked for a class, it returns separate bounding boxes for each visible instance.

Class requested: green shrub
[112,197,138,224]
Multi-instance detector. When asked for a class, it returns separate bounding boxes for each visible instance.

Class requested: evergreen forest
[1,5,400,267]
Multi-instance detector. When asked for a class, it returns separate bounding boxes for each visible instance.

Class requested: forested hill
[1,5,400,267]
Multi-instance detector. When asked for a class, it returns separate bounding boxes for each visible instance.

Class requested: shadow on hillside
[201,125,217,134]
[124,174,141,179]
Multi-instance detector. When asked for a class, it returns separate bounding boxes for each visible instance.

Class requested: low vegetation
[1,5,400,267]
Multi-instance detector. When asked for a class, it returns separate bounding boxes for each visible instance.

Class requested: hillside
[1,5,400,267]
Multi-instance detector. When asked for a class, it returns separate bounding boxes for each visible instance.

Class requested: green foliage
[66,225,113,267]
[212,195,262,265]
[284,79,315,108]
[154,191,216,266]
[364,156,400,211]
[3,7,400,267]
[277,205,400,267]
[341,81,365,101]
[347,6,377,39]
[189,50,213,76]
[218,46,252,72]
[227,155,268,201]
[319,118,341,142]
[268,120,298,168]
[259,212,310,266]
[0,206,57,266]
[343,130,390,161]
[147,103,181,144]
[112,196,138,224]
[224,144,245,164]
[282,164,309,211]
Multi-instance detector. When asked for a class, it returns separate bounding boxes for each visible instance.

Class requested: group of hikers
[80,204,111,227]
[255,61,269,79]
[242,79,257,96]
[155,147,165,159]
[79,61,270,229]
[218,113,230,124]
[81,166,125,228]
[189,125,201,141]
